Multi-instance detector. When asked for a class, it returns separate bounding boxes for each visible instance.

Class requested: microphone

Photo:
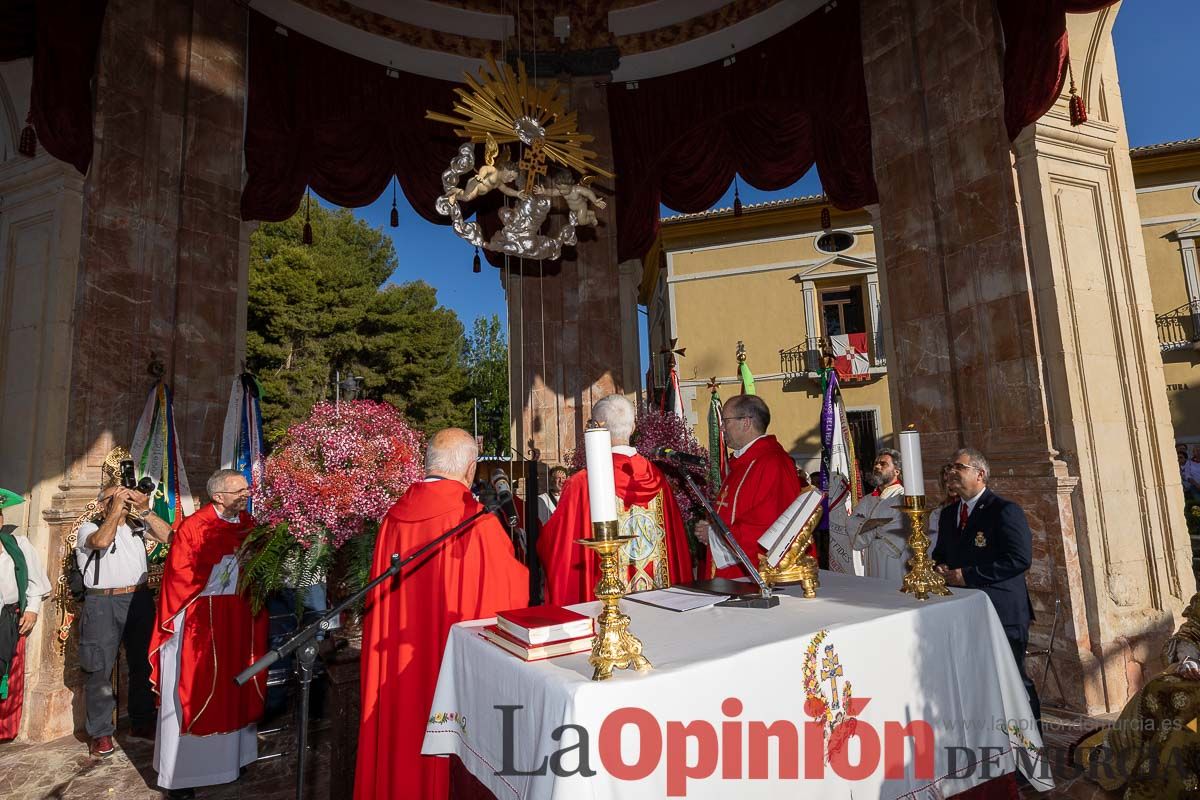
[490,469,521,528]
[652,446,707,469]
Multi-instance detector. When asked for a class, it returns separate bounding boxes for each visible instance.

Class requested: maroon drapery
[241,0,1120,263]
[607,0,876,263]
[998,0,1121,140]
[0,0,106,174]
[242,10,483,225]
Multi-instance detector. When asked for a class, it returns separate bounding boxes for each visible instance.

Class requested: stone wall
[0,0,251,741]
[861,0,1190,713]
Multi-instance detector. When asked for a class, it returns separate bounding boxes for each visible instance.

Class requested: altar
[422,572,1051,799]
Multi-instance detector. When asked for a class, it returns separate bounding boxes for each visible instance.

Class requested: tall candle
[584,424,618,523]
[898,427,924,496]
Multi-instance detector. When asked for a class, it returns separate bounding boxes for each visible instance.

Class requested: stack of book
[481,606,595,661]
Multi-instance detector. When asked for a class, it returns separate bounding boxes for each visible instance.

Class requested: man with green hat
[0,488,51,740]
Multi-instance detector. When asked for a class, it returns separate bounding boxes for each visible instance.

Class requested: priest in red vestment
[355,428,528,800]
[537,394,692,606]
[151,469,267,797]
[700,395,803,579]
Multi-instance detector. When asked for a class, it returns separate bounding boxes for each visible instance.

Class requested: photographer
[76,480,171,757]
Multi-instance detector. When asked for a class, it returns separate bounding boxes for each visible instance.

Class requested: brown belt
[85,583,148,597]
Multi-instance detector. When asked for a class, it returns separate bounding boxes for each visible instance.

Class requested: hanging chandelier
[426,55,613,262]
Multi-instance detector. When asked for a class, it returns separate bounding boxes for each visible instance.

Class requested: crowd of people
[0,391,1043,798]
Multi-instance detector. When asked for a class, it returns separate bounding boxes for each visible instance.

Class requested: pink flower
[252,400,425,548]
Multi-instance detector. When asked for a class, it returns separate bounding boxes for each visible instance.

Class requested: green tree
[247,204,468,441]
[461,315,510,456]
[357,282,467,432]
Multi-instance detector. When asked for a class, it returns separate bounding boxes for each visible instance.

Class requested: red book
[480,625,593,662]
[496,606,594,645]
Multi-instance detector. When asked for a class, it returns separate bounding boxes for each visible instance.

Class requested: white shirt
[611,445,637,457]
[732,434,767,459]
[0,533,52,614]
[957,486,987,524]
[536,492,559,525]
[76,521,149,589]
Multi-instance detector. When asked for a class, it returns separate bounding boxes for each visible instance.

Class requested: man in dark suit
[932,447,1039,722]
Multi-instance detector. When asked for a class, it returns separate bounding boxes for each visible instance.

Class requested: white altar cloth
[422,572,1051,799]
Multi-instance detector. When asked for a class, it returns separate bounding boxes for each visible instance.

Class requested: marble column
[9,0,251,741]
[861,0,1191,714]
[507,77,625,466]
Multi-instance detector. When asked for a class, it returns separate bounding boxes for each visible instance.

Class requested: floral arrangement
[567,403,713,524]
[239,400,424,613]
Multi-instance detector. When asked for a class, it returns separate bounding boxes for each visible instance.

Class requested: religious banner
[219,372,265,513]
[828,332,870,379]
[668,362,685,421]
[707,384,726,492]
[131,381,195,537]
[821,371,863,575]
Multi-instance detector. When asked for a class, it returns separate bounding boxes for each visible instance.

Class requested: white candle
[584,424,618,523]
[898,427,924,496]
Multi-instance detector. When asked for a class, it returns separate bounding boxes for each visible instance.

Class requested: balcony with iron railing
[1157,301,1200,352]
[780,336,887,381]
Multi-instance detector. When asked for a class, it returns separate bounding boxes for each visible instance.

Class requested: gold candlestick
[899,495,951,601]
[577,520,651,681]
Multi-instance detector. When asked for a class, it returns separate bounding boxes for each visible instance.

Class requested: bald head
[591,394,636,445]
[425,428,479,485]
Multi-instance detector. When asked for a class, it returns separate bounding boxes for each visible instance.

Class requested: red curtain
[0,0,106,174]
[242,10,484,225]
[998,0,1120,140]
[240,0,1119,263]
[607,0,876,263]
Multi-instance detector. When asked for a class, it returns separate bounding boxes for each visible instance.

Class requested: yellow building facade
[1133,138,1200,444]
[641,200,891,474]
[643,137,1200,468]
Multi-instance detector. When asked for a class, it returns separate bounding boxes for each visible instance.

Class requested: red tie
[958,502,969,531]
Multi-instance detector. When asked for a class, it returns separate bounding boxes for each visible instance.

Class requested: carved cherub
[448,133,522,204]
[535,171,607,227]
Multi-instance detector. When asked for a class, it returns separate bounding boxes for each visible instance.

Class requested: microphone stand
[666,464,779,609]
[235,503,497,800]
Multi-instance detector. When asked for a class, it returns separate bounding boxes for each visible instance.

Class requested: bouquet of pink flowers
[240,400,424,613]
[252,400,425,549]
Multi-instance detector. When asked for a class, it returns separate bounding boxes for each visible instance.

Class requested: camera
[118,459,156,495]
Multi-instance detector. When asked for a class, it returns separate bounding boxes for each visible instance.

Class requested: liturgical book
[757,490,825,568]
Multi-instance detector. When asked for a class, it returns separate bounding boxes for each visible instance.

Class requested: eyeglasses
[721,416,751,424]
[215,487,250,497]
[948,463,981,473]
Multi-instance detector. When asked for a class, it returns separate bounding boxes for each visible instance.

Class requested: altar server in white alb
[848,449,909,581]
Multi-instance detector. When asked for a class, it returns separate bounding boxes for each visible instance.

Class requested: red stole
[354,481,528,800]
[537,453,693,606]
[706,435,803,579]
[149,504,268,735]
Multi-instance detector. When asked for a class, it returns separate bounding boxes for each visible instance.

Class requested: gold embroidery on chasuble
[616,495,669,593]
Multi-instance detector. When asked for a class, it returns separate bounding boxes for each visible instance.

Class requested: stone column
[861,0,1190,714]
[9,0,251,741]
[508,77,624,466]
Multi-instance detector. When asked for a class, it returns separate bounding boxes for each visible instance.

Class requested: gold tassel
[1067,60,1087,127]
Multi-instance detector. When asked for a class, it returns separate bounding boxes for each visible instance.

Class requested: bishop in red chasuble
[150,470,267,792]
[705,395,804,579]
[538,394,693,606]
[355,429,528,800]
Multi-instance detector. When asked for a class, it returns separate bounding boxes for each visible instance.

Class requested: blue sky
[347,1,1199,338]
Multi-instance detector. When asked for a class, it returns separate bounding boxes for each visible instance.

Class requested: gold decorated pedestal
[899,495,951,601]
[577,520,651,681]
[757,502,822,599]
